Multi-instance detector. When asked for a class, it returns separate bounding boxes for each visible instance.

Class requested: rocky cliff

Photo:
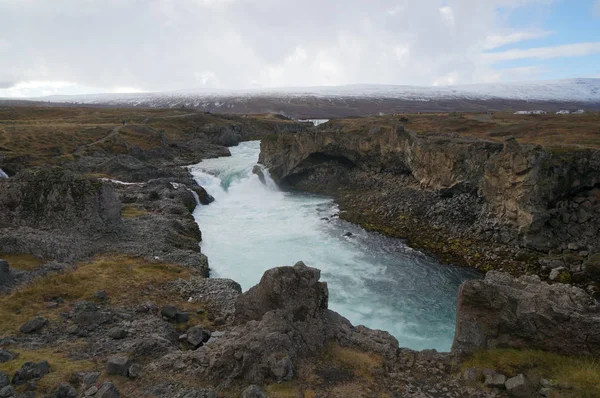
[259,127,600,287]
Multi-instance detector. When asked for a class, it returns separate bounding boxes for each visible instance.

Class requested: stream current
[189,141,479,351]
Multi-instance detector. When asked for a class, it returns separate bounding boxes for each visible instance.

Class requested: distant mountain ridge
[3,78,600,117]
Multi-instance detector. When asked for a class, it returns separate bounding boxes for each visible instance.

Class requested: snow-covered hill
[34,78,600,106]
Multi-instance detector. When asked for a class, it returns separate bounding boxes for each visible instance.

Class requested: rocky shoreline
[1,107,600,397]
[259,125,600,293]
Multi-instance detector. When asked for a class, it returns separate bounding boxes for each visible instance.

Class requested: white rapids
[189,141,479,351]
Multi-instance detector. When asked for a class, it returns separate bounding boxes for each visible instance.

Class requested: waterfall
[188,141,479,352]
[0,168,8,178]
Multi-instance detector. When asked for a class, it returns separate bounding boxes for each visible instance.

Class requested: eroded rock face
[0,167,121,232]
[452,271,600,356]
[234,261,328,324]
[259,130,600,277]
[151,262,400,387]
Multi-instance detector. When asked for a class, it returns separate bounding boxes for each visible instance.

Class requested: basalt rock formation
[259,127,600,285]
[453,271,600,356]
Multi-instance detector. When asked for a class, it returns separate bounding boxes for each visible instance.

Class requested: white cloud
[483,30,552,49]
[0,0,594,96]
[439,6,455,26]
[482,42,600,63]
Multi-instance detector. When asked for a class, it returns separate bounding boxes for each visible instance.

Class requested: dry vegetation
[463,349,600,398]
[0,347,98,395]
[0,106,294,170]
[326,112,600,150]
[121,204,150,219]
[0,255,194,335]
[0,253,45,271]
[262,343,386,398]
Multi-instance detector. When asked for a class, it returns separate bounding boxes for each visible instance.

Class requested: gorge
[189,141,479,351]
[1,107,599,397]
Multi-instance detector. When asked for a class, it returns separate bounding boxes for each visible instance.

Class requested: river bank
[259,123,600,294]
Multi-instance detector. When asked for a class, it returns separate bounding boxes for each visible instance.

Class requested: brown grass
[0,106,287,169]
[0,255,193,335]
[463,349,600,398]
[327,112,600,149]
[121,205,149,219]
[263,343,385,398]
[0,253,44,271]
[0,347,97,394]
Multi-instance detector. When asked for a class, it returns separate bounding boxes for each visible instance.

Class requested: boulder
[0,350,15,363]
[161,305,179,320]
[583,253,600,280]
[128,364,142,379]
[453,271,600,356]
[483,370,506,388]
[19,317,48,333]
[0,371,8,388]
[107,327,128,340]
[186,326,210,347]
[549,266,571,282]
[106,356,130,377]
[155,263,399,386]
[234,261,328,324]
[0,386,14,398]
[252,165,266,185]
[241,385,267,398]
[0,260,10,285]
[96,382,120,398]
[12,361,50,385]
[52,383,78,398]
[505,374,534,397]
[192,186,214,206]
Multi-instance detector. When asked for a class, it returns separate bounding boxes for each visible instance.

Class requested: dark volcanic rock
[52,383,78,398]
[0,350,15,363]
[0,385,14,398]
[0,167,121,233]
[106,356,130,377]
[259,128,600,280]
[234,261,328,324]
[0,371,8,388]
[153,262,400,386]
[0,260,10,286]
[19,317,48,334]
[12,361,50,385]
[453,271,600,356]
[96,382,121,398]
[241,385,267,398]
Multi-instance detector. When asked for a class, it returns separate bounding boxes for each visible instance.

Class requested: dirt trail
[73,125,122,155]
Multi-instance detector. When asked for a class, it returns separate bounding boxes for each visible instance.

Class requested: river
[189,141,479,351]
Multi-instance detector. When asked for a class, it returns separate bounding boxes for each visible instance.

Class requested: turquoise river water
[189,141,479,351]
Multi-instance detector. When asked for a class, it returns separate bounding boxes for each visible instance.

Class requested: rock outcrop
[259,128,600,281]
[151,262,400,386]
[0,167,121,233]
[452,271,600,356]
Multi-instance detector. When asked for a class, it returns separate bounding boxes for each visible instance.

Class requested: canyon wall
[259,127,600,285]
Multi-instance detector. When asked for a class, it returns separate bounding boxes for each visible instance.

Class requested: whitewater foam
[189,141,479,351]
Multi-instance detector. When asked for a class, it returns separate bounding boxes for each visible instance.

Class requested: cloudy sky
[1,0,600,97]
